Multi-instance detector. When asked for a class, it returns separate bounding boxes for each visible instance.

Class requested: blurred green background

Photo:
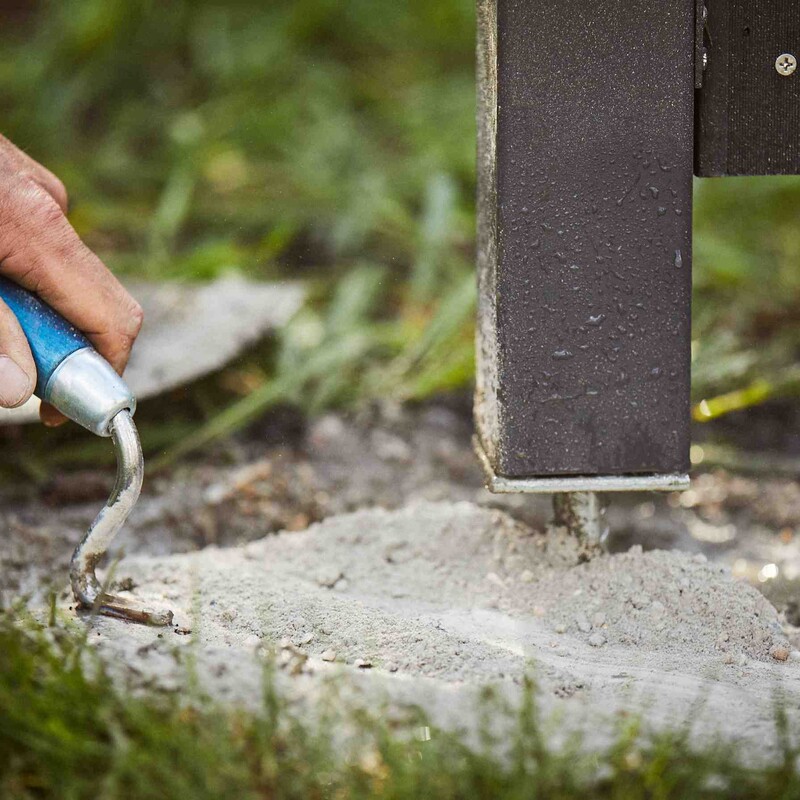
[0,0,798,466]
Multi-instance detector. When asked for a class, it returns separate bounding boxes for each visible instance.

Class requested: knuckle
[13,170,68,213]
[7,180,66,234]
[48,176,69,211]
[26,184,66,228]
[2,181,78,276]
[0,181,29,245]
[0,170,69,273]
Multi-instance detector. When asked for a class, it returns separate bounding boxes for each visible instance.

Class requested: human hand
[0,134,142,425]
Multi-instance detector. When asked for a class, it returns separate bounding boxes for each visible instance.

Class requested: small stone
[519,569,535,583]
[309,414,346,445]
[692,553,708,564]
[371,430,412,462]
[321,649,337,662]
[630,594,650,610]
[592,612,607,628]
[486,572,505,587]
[243,634,260,648]
[277,650,292,666]
[554,622,567,634]
[384,542,414,565]
[297,632,314,646]
[770,644,790,662]
[588,632,606,647]
[722,653,735,665]
[354,658,373,669]
[278,644,309,676]
[386,663,399,673]
[316,566,344,589]
[575,614,592,633]
[333,578,350,592]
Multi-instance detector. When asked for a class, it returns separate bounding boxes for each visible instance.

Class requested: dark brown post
[475,0,695,490]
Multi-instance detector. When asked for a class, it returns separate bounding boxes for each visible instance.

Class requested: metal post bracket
[473,436,690,494]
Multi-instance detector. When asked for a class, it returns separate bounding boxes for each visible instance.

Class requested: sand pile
[539,546,789,661]
[85,502,800,759]
[120,501,789,668]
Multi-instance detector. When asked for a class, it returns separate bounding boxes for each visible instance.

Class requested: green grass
[693,177,800,417]
[2,611,800,800]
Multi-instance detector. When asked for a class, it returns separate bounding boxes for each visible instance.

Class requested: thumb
[0,297,36,408]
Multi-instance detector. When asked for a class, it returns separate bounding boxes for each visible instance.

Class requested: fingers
[0,137,142,430]
[0,296,35,408]
[0,134,68,213]
[0,181,144,377]
[0,140,67,423]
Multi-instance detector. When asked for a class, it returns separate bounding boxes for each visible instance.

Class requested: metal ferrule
[44,348,136,437]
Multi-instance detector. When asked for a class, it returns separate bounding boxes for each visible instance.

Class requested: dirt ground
[3,397,800,760]
[4,397,800,606]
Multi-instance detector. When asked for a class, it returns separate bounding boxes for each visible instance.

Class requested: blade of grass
[152,330,375,469]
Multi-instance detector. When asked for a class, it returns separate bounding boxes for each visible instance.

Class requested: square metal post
[476,0,694,490]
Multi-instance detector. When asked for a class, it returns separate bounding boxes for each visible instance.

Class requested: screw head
[776,53,797,76]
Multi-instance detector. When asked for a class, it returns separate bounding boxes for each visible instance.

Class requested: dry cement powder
[84,502,800,759]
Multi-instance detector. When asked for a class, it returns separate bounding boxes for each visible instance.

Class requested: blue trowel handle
[0,275,135,436]
[0,275,90,396]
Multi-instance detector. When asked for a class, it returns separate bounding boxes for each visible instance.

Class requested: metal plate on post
[475,0,695,481]
[696,0,800,176]
[473,436,690,493]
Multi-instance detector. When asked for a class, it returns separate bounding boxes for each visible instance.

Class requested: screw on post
[776,53,797,76]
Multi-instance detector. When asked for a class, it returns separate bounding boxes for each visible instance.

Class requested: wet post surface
[475,0,695,480]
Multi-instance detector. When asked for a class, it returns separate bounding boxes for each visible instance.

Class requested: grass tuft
[1,612,800,799]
